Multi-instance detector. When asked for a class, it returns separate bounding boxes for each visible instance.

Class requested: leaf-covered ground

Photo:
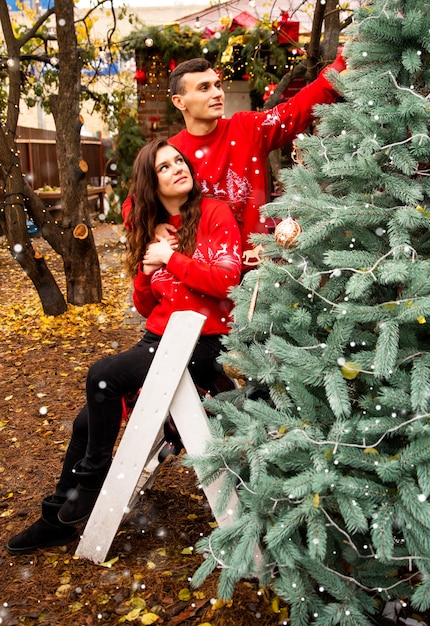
[0,222,289,626]
[1,222,429,626]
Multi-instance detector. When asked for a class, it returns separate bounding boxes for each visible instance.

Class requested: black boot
[158,415,184,462]
[57,461,109,526]
[6,495,78,555]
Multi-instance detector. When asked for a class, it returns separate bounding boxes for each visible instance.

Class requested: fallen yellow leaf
[99,556,119,568]
[210,599,229,611]
[178,588,191,601]
[140,613,160,625]
[193,590,206,599]
[123,607,141,621]
[59,574,71,584]
[96,592,110,606]
[131,597,146,610]
[55,584,71,598]
[279,607,289,621]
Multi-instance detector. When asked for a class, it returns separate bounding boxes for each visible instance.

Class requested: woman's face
[155,144,193,206]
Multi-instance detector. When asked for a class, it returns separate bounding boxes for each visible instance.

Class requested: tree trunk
[49,0,102,306]
[263,0,342,187]
[305,0,327,83]
[0,144,67,315]
[321,0,342,61]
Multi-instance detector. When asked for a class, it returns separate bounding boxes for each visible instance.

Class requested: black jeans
[55,332,224,496]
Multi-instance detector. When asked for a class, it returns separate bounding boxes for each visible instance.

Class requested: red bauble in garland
[134,68,147,85]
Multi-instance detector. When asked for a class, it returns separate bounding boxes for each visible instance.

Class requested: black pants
[55,332,224,497]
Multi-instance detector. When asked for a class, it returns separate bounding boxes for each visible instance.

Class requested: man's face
[172,68,225,122]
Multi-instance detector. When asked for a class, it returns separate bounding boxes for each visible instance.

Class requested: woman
[7,140,242,554]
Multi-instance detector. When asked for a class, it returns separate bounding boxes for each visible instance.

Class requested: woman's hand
[142,236,175,274]
[142,261,161,275]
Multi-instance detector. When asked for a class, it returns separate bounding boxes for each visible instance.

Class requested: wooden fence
[16,126,111,190]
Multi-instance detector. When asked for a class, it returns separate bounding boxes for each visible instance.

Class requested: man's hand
[142,227,178,275]
[333,49,347,73]
[142,236,175,274]
[155,223,178,247]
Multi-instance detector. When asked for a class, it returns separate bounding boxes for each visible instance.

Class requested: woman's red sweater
[132,197,242,336]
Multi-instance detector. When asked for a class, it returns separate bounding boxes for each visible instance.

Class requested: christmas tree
[187,0,430,624]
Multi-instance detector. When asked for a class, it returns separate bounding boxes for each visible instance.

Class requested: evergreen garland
[125,24,202,64]
[125,21,301,98]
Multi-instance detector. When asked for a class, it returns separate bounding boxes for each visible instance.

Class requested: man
[123,55,346,269]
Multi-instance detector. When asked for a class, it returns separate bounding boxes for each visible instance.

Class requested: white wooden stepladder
[75,310,243,564]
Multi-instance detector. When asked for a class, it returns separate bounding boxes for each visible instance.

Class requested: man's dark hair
[169,58,213,96]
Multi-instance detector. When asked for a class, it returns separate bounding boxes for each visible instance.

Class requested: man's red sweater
[123,56,346,270]
[133,197,242,336]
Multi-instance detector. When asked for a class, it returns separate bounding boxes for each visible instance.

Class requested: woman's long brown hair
[124,139,202,276]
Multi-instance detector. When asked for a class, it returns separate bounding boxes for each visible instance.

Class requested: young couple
[8,52,345,554]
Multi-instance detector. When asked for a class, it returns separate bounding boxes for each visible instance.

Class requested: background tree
[0,0,133,315]
[189,0,430,624]
[0,0,67,315]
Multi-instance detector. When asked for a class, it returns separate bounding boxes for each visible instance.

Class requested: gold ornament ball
[274,217,302,248]
[341,361,362,380]
[223,362,243,380]
[223,351,243,380]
